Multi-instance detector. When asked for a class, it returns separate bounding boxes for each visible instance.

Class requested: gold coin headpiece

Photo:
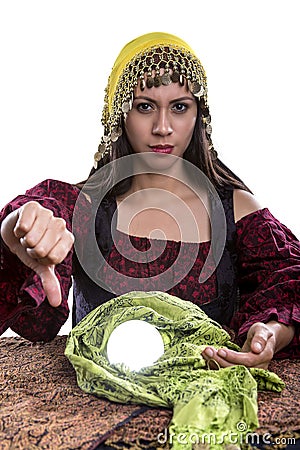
[94,32,213,168]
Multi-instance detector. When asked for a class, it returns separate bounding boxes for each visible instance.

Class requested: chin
[133,152,183,173]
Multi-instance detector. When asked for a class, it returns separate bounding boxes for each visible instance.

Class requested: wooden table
[0,335,299,449]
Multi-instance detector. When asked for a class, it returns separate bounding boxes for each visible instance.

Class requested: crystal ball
[106,319,164,371]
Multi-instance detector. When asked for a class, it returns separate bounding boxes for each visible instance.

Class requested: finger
[47,232,74,264]
[13,202,43,239]
[201,347,231,369]
[38,266,62,307]
[26,226,73,263]
[18,208,53,247]
[215,348,253,366]
[249,326,273,354]
[202,346,271,369]
[218,346,273,369]
[203,346,257,368]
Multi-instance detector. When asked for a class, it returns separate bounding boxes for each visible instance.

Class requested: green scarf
[65,291,284,450]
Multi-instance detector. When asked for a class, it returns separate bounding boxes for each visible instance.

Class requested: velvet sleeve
[230,208,300,359]
[0,179,80,342]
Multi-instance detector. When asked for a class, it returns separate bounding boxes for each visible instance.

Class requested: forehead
[134,79,196,102]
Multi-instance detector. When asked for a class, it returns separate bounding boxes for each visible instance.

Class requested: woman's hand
[1,201,74,307]
[202,321,295,369]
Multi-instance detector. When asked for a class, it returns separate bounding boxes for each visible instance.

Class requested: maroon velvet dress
[0,179,299,359]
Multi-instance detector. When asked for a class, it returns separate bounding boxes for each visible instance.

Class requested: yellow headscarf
[108,32,200,114]
[94,32,209,168]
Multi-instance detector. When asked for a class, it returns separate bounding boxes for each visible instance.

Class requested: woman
[0,32,299,369]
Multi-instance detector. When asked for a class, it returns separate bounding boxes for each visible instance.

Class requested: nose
[152,109,173,136]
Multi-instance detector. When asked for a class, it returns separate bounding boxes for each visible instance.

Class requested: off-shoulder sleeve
[230,208,300,359]
[0,179,80,342]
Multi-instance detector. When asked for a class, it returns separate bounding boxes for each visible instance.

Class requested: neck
[130,173,186,196]
[124,155,196,199]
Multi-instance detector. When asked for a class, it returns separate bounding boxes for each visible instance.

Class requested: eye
[172,103,188,113]
[136,102,153,112]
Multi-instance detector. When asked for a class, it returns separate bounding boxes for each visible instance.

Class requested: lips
[150,145,173,154]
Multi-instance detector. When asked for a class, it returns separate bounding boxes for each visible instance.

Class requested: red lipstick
[150,145,173,154]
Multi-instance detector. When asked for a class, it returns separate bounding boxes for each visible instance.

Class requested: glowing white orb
[106,320,164,371]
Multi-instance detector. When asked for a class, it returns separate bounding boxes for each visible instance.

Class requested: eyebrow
[134,95,195,104]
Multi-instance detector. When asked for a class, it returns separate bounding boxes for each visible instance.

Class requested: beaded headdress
[94,32,215,168]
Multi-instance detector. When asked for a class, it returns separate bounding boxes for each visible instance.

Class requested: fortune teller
[1,32,299,369]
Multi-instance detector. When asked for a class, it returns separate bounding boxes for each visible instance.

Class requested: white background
[1,0,299,336]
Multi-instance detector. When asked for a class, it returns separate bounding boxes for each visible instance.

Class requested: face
[124,78,197,159]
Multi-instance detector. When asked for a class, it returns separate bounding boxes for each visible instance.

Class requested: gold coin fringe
[94,45,216,168]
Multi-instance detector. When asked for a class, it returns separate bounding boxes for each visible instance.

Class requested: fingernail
[218,349,227,358]
[205,348,214,358]
[254,342,263,352]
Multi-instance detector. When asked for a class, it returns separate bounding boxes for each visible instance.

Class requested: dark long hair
[76,100,252,196]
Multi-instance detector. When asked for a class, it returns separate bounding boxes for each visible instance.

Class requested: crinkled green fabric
[65,291,284,450]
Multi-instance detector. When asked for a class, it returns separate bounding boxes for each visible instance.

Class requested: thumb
[251,337,265,354]
[250,324,273,354]
[38,265,62,307]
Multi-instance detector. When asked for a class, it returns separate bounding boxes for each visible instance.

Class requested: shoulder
[233,189,263,223]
